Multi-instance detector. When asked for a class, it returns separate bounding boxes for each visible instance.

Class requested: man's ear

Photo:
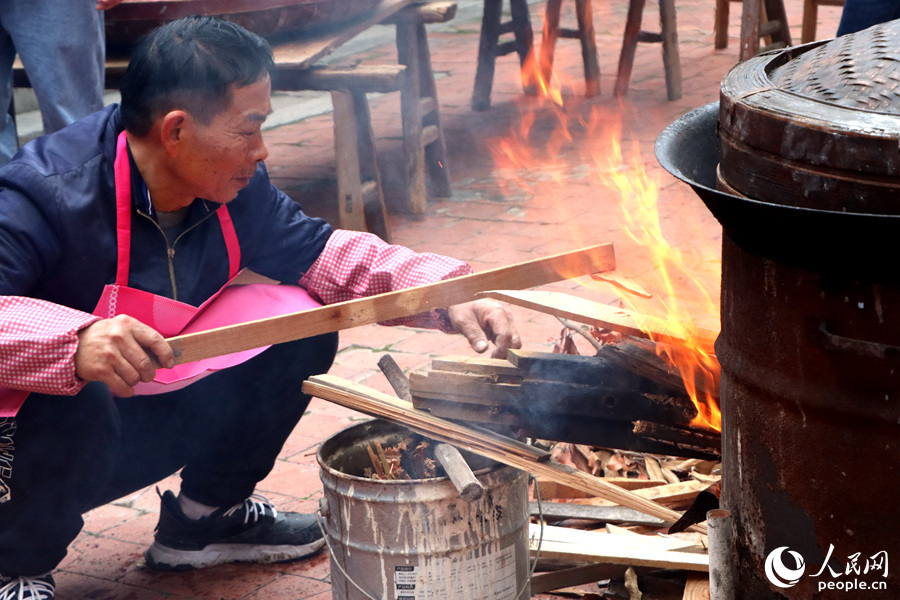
[159,110,192,158]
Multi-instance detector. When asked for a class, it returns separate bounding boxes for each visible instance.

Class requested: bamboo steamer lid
[718,19,900,215]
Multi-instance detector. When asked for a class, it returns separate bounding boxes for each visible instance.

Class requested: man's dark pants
[0,332,339,577]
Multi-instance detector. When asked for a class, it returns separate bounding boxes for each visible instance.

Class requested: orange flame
[602,138,721,432]
[490,59,722,432]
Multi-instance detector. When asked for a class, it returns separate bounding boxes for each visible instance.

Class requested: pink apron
[0,131,321,415]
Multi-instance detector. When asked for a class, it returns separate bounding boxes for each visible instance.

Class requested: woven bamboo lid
[718,20,900,214]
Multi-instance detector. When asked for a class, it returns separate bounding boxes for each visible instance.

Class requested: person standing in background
[837,0,900,35]
[0,0,124,164]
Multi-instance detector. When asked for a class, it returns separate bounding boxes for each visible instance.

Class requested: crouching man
[0,16,519,599]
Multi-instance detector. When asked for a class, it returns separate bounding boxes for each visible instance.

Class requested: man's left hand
[447,299,521,358]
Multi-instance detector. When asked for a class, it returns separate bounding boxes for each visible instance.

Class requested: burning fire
[492,51,722,432]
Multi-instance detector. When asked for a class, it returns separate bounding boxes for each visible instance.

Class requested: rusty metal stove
[656,21,900,600]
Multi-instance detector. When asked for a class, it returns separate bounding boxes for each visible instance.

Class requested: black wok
[654,101,900,283]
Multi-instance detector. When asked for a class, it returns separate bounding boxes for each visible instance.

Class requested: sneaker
[0,574,54,599]
[144,490,325,571]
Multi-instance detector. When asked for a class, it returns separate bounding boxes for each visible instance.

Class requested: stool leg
[397,21,428,214]
[801,0,816,43]
[539,0,563,89]
[715,0,730,48]
[575,0,601,97]
[763,0,792,46]
[659,0,682,101]
[740,0,762,60]
[509,0,536,86]
[472,0,503,111]
[331,91,392,242]
[414,22,451,198]
[614,0,646,98]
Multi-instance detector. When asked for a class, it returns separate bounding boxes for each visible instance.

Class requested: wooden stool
[272,65,410,243]
[715,0,792,56]
[385,1,455,214]
[614,0,682,101]
[802,0,844,43]
[738,0,792,60]
[331,90,392,243]
[539,0,601,97]
[471,0,534,111]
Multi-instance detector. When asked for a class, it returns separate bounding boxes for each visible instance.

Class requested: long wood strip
[533,539,709,572]
[478,290,717,353]
[167,243,615,364]
[302,374,706,533]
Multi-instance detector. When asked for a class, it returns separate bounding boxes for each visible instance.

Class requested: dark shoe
[144,490,325,571]
[0,574,54,599]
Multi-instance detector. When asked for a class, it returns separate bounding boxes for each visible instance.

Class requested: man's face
[178,75,272,204]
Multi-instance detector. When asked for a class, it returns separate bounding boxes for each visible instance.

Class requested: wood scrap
[633,421,721,456]
[529,535,709,572]
[591,270,653,298]
[302,374,706,532]
[534,477,667,500]
[600,337,720,401]
[531,524,704,555]
[570,480,711,511]
[682,573,711,600]
[477,289,718,353]
[530,501,667,527]
[531,563,635,595]
[166,243,616,364]
[377,353,485,501]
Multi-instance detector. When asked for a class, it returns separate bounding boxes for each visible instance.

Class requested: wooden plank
[302,374,706,532]
[535,478,665,499]
[384,0,458,24]
[683,572,711,600]
[271,64,407,93]
[531,534,708,572]
[479,290,718,353]
[430,355,521,377]
[531,523,699,552]
[167,243,615,364]
[270,0,414,68]
[571,480,710,509]
[530,501,666,526]
[17,0,418,91]
[531,563,632,595]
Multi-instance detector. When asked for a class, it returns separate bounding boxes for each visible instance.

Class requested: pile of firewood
[528,443,721,599]
[364,435,440,480]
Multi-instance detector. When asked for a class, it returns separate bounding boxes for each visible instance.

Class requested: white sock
[177,493,218,520]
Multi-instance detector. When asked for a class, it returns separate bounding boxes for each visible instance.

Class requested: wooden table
[14,0,415,90]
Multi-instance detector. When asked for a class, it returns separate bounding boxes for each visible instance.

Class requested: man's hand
[74,315,175,397]
[447,299,522,359]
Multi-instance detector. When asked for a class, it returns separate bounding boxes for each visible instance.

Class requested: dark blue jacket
[0,104,333,313]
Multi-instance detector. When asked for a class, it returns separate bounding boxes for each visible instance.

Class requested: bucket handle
[818,323,900,359]
[315,479,547,600]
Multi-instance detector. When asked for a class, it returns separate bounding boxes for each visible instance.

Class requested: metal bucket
[317,420,531,600]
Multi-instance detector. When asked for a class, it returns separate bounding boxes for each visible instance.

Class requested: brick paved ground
[52,1,842,598]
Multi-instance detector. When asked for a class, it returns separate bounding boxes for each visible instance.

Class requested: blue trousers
[837,0,900,35]
[0,0,106,163]
[0,333,338,576]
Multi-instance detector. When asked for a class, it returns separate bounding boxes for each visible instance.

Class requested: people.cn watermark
[764,544,889,593]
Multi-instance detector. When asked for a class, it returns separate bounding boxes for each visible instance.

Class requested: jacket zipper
[137,209,218,302]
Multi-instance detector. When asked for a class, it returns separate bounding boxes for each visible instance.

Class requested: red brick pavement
[54,1,842,598]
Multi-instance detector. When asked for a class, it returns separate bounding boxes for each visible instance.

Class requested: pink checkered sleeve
[299,230,474,332]
[0,296,100,395]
